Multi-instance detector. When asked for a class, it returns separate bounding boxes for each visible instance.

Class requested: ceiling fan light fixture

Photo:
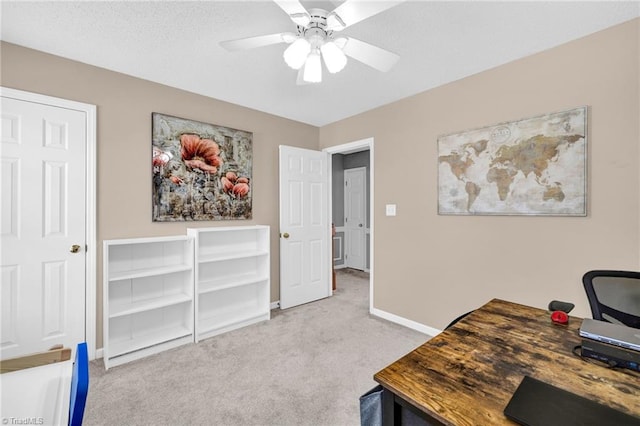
[303,50,322,83]
[320,41,347,73]
[325,12,346,31]
[221,1,405,85]
[283,38,311,70]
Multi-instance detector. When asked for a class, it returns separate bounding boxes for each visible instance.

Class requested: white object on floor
[0,360,72,425]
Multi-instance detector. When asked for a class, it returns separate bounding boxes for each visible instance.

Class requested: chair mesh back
[592,276,640,323]
[583,270,640,328]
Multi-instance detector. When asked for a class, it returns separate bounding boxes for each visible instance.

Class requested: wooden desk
[374,298,640,425]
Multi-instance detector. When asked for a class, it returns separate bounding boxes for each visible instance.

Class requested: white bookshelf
[103,235,194,369]
[187,226,270,342]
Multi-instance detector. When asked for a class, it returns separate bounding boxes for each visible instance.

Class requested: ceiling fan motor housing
[303,9,332,46]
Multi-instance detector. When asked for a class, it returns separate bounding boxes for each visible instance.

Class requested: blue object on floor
[69,342,89,426]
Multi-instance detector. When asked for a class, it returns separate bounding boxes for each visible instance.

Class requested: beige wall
[2,17,639,348]
[320,19,640,329]
[1,42,319,348]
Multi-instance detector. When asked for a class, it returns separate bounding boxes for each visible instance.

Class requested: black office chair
[582,270,640,329]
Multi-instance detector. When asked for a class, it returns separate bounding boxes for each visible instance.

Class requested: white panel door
[279,145,330,309]
[1,96,86,359]
[344,167,366,270]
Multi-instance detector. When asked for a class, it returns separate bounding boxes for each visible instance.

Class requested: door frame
[324,138,374,313]
[1,87,97,360]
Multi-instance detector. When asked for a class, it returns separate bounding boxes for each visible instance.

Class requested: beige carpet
[85,269,429,426]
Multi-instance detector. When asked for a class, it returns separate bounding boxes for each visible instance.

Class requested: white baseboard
[370,307,441,336]
[334,264,347,270]
[95,348,104,359]
[270,301,280,310]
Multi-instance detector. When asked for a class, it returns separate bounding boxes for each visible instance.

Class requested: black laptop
[503,376,640,426]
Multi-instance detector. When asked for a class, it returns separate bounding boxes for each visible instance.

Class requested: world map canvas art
[438,107,587,216]
[152,113,253,221]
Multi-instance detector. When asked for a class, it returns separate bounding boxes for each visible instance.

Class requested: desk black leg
[381,387,401,426]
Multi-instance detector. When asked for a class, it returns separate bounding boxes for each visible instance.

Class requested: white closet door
[1,96,86,359]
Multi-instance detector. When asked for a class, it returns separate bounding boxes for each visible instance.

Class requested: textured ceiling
[1,1,639,126]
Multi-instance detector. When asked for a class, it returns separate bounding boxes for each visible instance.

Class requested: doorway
[324,138,373,313]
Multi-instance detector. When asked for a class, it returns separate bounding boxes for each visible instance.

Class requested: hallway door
[344,167,366,270]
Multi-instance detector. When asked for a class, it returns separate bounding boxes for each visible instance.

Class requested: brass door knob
[282,233,290,239]
[70,244,81,253]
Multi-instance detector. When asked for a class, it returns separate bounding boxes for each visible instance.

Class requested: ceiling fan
[220,0,405,84]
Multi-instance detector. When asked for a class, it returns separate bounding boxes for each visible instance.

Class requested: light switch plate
[386,204,397,216]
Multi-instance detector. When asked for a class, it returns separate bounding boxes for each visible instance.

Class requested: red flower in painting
[220,171,250,198]
[180,134,222,173]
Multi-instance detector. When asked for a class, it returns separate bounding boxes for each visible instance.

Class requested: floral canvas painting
[152,113,253,221]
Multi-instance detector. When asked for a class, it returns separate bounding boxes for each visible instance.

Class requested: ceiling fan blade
[273,0,310,26]
[328,0,405,30]
[220,33,291,51]
[342,37,399,73]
